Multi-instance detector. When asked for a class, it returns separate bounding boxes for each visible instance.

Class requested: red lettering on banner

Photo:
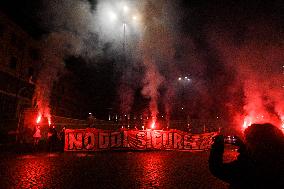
[136,131,147,149]
[64,128,218,151]
[99,132,110,149]
[188,135,200,150]
[123,131,130,147]
[152,131,162,149]
[174,133,183,149]
[199,133,216,150]
[162,132,173,149]
[146,131,152,148]
[68,132,83,150]
[111,132,121,147]
[183,135,192,150]
[84,132,95,150]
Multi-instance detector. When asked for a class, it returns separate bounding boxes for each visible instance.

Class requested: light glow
[151,121,155,129]
[109,11,117,21]
[280,116,284,133]
[46,113,52,126]
[242,116,252,131]
[36,113,42,124]
[123,5,128,13]
[48,117,51,126]
[150,117,157,129]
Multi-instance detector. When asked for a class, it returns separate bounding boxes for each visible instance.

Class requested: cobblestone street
[0,149,238,189]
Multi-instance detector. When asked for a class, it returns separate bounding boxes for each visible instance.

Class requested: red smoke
[207,23,284,131]
[139,1,177,124]
[141,57,164,124]
[33,33,79,127]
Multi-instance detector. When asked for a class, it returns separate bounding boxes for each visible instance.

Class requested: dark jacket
[209,135,284,189]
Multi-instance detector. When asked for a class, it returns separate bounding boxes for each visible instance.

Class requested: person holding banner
[209,123,284,189]
[47,125,58,151]
[47,126,53,143]
[59,126,66,152]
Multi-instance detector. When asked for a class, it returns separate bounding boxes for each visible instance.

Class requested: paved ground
[0,149,237,189]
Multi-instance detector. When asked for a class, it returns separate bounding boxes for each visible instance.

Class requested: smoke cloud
[32,0,284,131]
[33,32,82,121]
[206,21,284,130]
[34,0,182,123]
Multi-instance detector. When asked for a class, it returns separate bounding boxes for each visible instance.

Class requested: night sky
[1,0,283,126]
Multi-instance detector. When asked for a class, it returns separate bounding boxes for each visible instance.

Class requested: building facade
[0,11,40,142]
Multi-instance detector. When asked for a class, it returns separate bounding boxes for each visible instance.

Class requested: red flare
[48,118,51,126]
[36,113,42,124]
[150,118,156,129]
[47,114,51,126]
[242,116,252,131]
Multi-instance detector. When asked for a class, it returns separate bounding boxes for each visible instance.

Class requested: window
[9,57,17,69]
[10,33,17,44]
[27,67,34,76]
[61,85,65,94]
[16,38,25,49]
[0,23,4,37]
[29,48,40,60]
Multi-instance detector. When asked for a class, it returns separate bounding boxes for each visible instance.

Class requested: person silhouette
[59,126,66,152]
[33,125,41,146]
[209,123,284,189]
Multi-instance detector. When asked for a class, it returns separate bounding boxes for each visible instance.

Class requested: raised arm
[208,135,245,183]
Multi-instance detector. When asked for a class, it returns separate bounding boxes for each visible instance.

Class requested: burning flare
[150,117,156,129]
[36,113,42,124]
[280,116,284,132]
[241,113,284,132]
[36,111,51,126]
[242,116,252,131]
[47,116,51,126]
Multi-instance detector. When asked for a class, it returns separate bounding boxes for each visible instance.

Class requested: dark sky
[0,0,45,38]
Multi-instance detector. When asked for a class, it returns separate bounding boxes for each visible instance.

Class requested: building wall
[0,12,40,81]
[0,11,39,142]
[0,11,92,142]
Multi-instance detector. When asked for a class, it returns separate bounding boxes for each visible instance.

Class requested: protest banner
[65,128,217,151]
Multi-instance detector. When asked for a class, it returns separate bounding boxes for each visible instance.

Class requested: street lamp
[123,23,126,55]
[178,76,191,83]
[107,3,141,51]
[106,3,142,115]
[96,0,143,46]
[109,11,117,22]
[123,5,128,13]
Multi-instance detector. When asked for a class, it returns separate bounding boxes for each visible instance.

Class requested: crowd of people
[33,125,65,151]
